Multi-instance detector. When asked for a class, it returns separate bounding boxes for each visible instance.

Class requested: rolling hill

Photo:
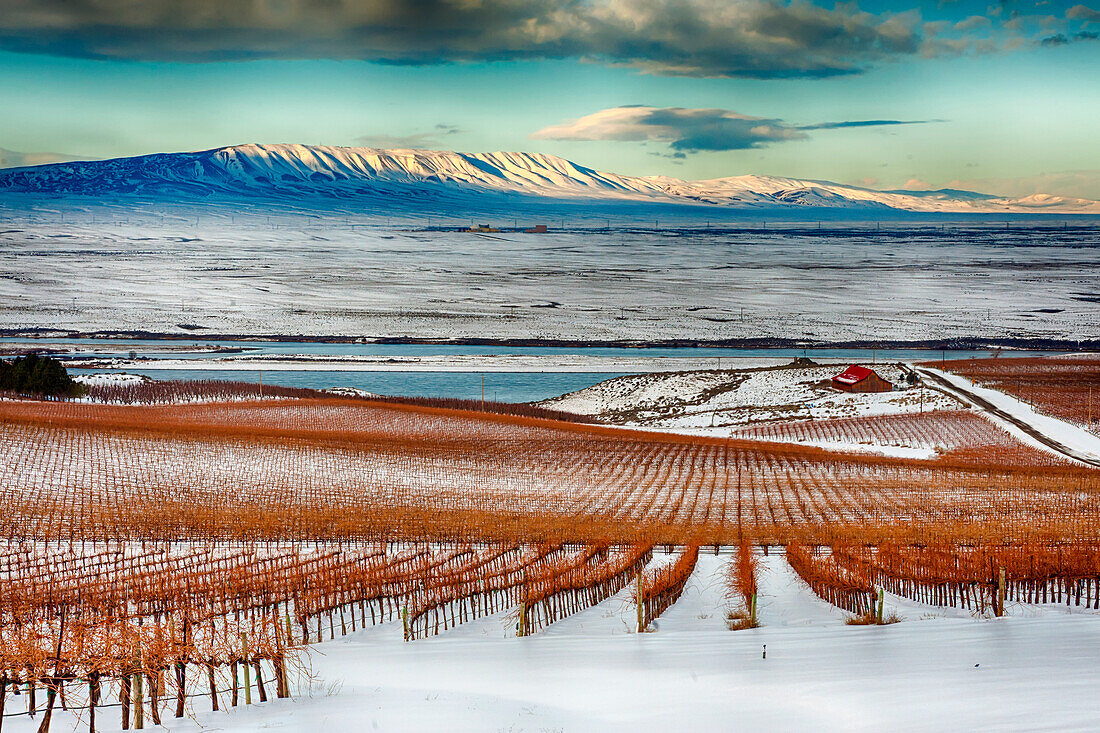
[2,143,1097,215]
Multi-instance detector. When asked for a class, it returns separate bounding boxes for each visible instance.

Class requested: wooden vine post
[36,611,66,733]
[401,607,409,642]
[876,588,885,623]
[148,668,161,726]
[750,592,758,627]
[207,661,219,711]
[636,572,645,633]
[231,660,239,707]
[133,644,144,730]
[519,568,528,638]
[120,665,131,730]
[174,618,187,719]
[88,673,100,733]
[998,567,1006,617]
[273,616,288,699]
[242,634,252,706]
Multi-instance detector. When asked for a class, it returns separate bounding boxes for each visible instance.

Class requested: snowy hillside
[3,143,1097,214]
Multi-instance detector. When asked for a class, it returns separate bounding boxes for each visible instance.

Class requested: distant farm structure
[831,365,893,393]
[467,223,500,233]
[525,224,548,233]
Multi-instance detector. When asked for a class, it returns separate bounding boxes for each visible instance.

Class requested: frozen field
[1,203,1098,342]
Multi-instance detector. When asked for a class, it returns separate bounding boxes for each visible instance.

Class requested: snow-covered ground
[63,353,792,373]
[70,371,151,387]
[2,203,1098,342]
[541,362,962,432]
[8,551,1100,732]
[0,341,250,356]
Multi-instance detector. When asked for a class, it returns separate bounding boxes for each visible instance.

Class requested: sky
[0,0,1097,197]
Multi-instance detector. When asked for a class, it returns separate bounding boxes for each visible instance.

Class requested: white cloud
[953,15,992,32]
[0,148,93,168]
[945,170,1100,200]
[1068,4,1100,21]
[354,125,463,150]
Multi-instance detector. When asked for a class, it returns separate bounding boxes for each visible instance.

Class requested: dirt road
[914,367,1100,469]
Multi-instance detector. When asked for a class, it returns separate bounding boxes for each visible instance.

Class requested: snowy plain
[60,354,795,373]
[2,200,1099,343]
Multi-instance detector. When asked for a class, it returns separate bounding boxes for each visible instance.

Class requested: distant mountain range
[2,143,1097,215]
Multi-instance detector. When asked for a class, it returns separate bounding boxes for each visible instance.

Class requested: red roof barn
[831,365,893,393]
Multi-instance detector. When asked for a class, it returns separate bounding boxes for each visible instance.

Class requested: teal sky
[0,0,1097,196]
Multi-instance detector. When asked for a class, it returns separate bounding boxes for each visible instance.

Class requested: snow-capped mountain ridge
[2,143,1097,214]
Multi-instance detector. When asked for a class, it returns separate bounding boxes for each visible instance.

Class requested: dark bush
[0,354,85,398]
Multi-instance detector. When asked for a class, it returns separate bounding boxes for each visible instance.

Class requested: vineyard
[934,356,1100,432]
[726,539,760,629]
[635,545,699,631]
[831,542,1100,614]
[3,397,1098,547]
[732,409,1071,466]
[2,382,1100,730]
[0,539,661,729]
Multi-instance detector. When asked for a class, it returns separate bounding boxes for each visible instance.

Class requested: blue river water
[69,368,629,403]
[3,337,1052,403]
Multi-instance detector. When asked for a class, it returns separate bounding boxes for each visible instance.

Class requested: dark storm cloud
[532,107,807,151]
[798,119,941,130]
[1040,29,1099,43]
[0,0,951,78]
[532,107,938,153]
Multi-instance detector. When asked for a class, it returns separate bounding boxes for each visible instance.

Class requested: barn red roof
[832,365,876,385]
